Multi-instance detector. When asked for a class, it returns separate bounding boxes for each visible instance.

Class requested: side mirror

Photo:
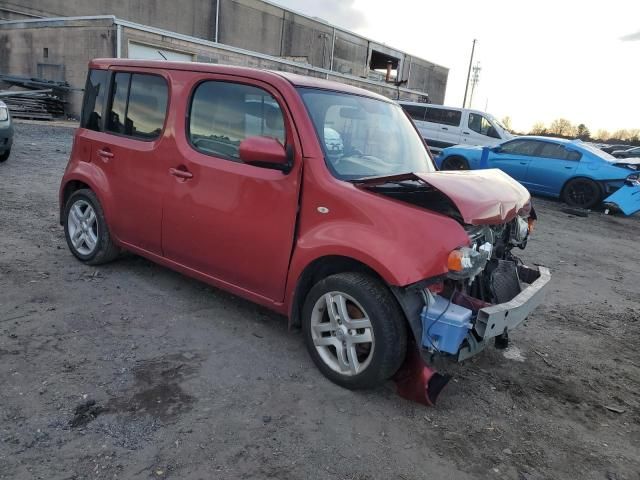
[239,136,291,173]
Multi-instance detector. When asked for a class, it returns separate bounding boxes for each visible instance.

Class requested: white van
[398,102,513,153]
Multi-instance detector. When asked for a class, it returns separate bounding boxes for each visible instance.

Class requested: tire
[0,148,10,162]
[63,189,119,265]
[561,178,601,209]
[441,155,469,170]
[302,272,407,389]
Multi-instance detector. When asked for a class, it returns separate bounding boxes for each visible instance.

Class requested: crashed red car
[60,59,550,404]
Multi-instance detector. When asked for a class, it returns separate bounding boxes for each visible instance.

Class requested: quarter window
[188,81,285,162]
[106,72,168,140]
[425,107,461,127]
[80,69,108,131]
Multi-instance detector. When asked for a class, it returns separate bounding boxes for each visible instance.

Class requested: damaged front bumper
[458,264,551,361]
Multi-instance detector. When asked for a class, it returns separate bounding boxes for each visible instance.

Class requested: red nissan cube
[60,59,550,403]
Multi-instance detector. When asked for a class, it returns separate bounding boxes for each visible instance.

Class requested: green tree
[575,124,590,140]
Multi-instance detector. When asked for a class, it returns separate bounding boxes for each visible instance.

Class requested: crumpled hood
[414,169,531,224]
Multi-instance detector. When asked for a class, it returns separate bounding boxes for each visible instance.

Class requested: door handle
[564,166,573,169]
[520,162,527,165]
[169,167,193,179]
[462,131,470,135]
[97,148,114,159]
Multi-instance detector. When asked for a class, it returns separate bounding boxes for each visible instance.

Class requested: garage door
[128,42,193,62]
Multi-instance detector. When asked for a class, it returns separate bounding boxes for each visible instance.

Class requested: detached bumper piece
[603,184,640,216]
[458,264,551,361]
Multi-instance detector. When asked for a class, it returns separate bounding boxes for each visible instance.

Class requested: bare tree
[548,118,574,137]
[594,129,610,141]
[530,121,547,135]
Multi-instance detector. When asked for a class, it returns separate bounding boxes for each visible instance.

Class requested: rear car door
[426,107,462,149]
[402,104,434,142]
[488,139,542,186]
[161,76,301,302]
[463,112,502,146]
[94,70,170,255]
[524,141,581,195]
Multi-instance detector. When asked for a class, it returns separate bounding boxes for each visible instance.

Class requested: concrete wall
[0,18,115,116]
[0,0,216,38]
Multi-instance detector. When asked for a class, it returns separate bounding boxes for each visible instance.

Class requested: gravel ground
[1,122,639,480]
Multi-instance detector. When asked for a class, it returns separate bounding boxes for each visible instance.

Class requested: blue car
[436,136,640,210]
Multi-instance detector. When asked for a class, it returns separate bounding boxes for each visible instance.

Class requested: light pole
[469,62,481,108]
[462,39,477,109]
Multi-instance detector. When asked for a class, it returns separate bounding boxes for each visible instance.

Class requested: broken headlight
[447,245,491,280]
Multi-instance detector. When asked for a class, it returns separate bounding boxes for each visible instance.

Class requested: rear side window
[468,113,499,138]
[81,69,108,131]
[188,81,285,162]
[500,139,541,156]
[106,72,168,140]
[425,107,461,126]
[538,142,582,161]
[402,104,426,121]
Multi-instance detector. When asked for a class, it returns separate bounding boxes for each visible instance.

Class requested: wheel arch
[441,154,470,170]
[559,175,603,203]
[60,179,92,224]
[288,255,390,329]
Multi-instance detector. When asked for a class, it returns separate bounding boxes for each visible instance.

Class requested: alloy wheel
[67,199,99,256]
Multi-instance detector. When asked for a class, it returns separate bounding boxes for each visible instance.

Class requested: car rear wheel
[0,148,10,162]
[562,178,601,209]
[302,272,407,389]
[63,189,119,265]
[441,155,469,170]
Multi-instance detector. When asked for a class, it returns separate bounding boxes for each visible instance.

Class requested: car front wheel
[441,155,469,170]
[63,189,119,265]
[0,148,10,162]
[302,272,407,389]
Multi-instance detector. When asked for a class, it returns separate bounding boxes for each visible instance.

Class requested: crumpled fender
[604,183,640,215]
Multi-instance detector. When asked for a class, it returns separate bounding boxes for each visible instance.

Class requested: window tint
[425,107,461,126]
[188,82,285,161]
[106,73,168,140]
[468,113,499,138]
[538,142,582,161]
[402,104,426,121]
[500,139,540,156]
[81,69,108,131]
[107,73,130,135]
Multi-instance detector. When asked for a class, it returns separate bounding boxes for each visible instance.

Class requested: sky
[270,0,639,134]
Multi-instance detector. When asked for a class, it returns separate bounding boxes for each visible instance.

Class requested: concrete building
[0,0,448,117]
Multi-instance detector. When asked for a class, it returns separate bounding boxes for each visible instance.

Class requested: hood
[356,169,531,225]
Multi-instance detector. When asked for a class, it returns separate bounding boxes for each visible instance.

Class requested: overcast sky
[271,0,639,133]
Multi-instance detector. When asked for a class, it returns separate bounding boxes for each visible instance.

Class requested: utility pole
[462,39,476,109]
[468,62,481,108]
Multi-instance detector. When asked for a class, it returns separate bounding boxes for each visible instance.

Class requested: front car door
[161,76,302,302]
[488,139,543,186]
[463,112,502,146]
[524,141,581,195]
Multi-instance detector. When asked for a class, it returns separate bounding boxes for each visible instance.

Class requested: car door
[462,112,502,147]
[161,76,301,302]
[488,139,542,186]
[402,104,437,144]
[91,70,170,255]
[426,107,462,149]
[524,141,581,195]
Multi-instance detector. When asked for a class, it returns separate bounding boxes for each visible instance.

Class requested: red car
[60,59,550,404]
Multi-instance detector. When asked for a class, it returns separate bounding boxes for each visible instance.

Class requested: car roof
[90,59,392,102]
[514,135,575,145]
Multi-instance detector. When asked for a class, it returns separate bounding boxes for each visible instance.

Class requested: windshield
[298,88,435,180]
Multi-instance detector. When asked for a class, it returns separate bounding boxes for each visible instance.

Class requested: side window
[188,81,286,162]
[468,113,499,138]
[106,72,168,140]
[402,105,426,121]
[80,69,108,131]
[538,142,581,161]
[425,108,461,126]
[500,140,540,156]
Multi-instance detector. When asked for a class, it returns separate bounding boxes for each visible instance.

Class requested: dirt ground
[1,122,638,480]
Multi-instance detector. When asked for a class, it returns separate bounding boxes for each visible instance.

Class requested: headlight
[447,246,490,279]
[0,107,8,122]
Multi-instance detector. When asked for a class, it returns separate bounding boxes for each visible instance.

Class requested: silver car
[0,100,14,162]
